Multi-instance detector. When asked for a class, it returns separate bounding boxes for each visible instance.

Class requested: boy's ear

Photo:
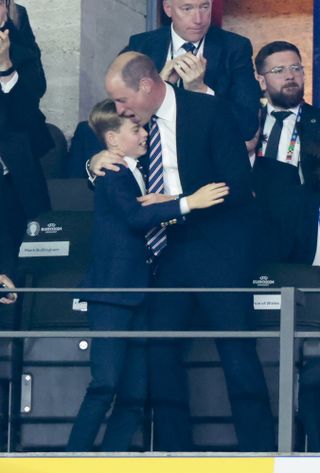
[105,130,117,147]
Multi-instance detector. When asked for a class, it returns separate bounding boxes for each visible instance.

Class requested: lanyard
[170,35,205,60]
[257,105,302,162]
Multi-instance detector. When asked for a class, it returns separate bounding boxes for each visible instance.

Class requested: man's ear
[256,73,267,93]
[139,78,152,95]
[163,1,172,18]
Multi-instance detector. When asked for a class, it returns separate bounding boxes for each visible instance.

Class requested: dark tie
[181,42,196,54]
[264,111,292,160]
[178,43,197,88]
[136,160,147,185]
[145,116,167,256]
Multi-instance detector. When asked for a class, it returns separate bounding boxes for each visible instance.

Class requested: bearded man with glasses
[251,41,320,191]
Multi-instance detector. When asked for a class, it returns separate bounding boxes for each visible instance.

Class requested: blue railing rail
[1,286,319,453]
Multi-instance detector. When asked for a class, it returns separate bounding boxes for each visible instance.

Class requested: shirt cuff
[206,86,215,96]
[85,159,96,185]
[0,71,19,93]
[179,197,191,214]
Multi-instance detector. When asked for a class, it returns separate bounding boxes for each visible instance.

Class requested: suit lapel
[203,27,222,86]
[298,102,320,178]
[254,105,267,159]
[152,28,171,72]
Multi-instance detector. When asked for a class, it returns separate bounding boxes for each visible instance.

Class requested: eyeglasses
[262,64,304,76]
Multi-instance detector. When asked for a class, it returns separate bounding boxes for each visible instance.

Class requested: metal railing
[1,286,319,453]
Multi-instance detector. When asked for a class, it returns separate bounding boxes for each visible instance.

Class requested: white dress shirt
[124,157,146,195]
[155,83,190,214]
[262,103,302,179]
[125,152,189,215]
[167,24,214,96]
[0,71,19,175]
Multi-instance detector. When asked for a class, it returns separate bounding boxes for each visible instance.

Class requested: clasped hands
[160,52,207,93]
[0,29,11,69]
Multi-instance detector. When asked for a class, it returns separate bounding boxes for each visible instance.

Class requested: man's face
[163,0,212,42]
[105,74,154,126]
[258,51,305,109]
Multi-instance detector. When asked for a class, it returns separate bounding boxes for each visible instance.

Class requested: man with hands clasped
[122,0,261,140]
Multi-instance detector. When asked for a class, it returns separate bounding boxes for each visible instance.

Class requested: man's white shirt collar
[170,23,201,56]
[155,82,176,124]
[267,102,301,118]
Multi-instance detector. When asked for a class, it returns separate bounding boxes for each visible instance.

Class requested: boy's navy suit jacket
[80,164,182,306]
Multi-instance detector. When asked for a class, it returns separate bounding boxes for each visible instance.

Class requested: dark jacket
[123,25,261,140]
[80,164,183,306]
[0,8,53,219]
[252,102,320,195]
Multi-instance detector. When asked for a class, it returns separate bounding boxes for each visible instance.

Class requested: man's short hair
[255,41,302,74]
[121,54,160,91]
[89,99,125,145]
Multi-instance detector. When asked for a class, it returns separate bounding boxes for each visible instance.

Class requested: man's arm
[205,96,254,206]
[97,168,182,233]
[88,150,128,179]
[226,38,261,140]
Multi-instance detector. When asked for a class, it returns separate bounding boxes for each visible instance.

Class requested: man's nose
[116,103,125,115]
[283,66,294,80]
[192,9,202,24]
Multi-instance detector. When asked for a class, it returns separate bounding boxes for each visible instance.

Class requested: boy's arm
[97,168,182,233]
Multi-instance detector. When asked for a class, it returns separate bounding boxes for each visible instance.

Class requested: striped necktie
[145,116,167,256]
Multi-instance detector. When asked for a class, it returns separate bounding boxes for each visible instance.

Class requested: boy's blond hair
[89,99,125,146]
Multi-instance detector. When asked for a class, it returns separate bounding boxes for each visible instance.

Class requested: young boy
[67,99,229,452]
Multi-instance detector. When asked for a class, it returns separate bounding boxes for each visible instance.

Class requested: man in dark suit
[122,0,261,141]
[0,9,53,255]
[252,41,320,196]
[101,51,274,452]
[67,98,228,451]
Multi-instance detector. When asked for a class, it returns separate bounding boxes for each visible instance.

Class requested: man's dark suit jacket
[0,174,15,278]
[80,165,183,306]
[123,25,261,140]
[252,102,320,195]
[150,86,259,285]
[261,186,320,265]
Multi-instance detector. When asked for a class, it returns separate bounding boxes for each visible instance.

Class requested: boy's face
[108,119,148,158]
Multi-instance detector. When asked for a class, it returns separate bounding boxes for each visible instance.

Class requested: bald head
[106,52,162,91]
[105,52,166,126]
